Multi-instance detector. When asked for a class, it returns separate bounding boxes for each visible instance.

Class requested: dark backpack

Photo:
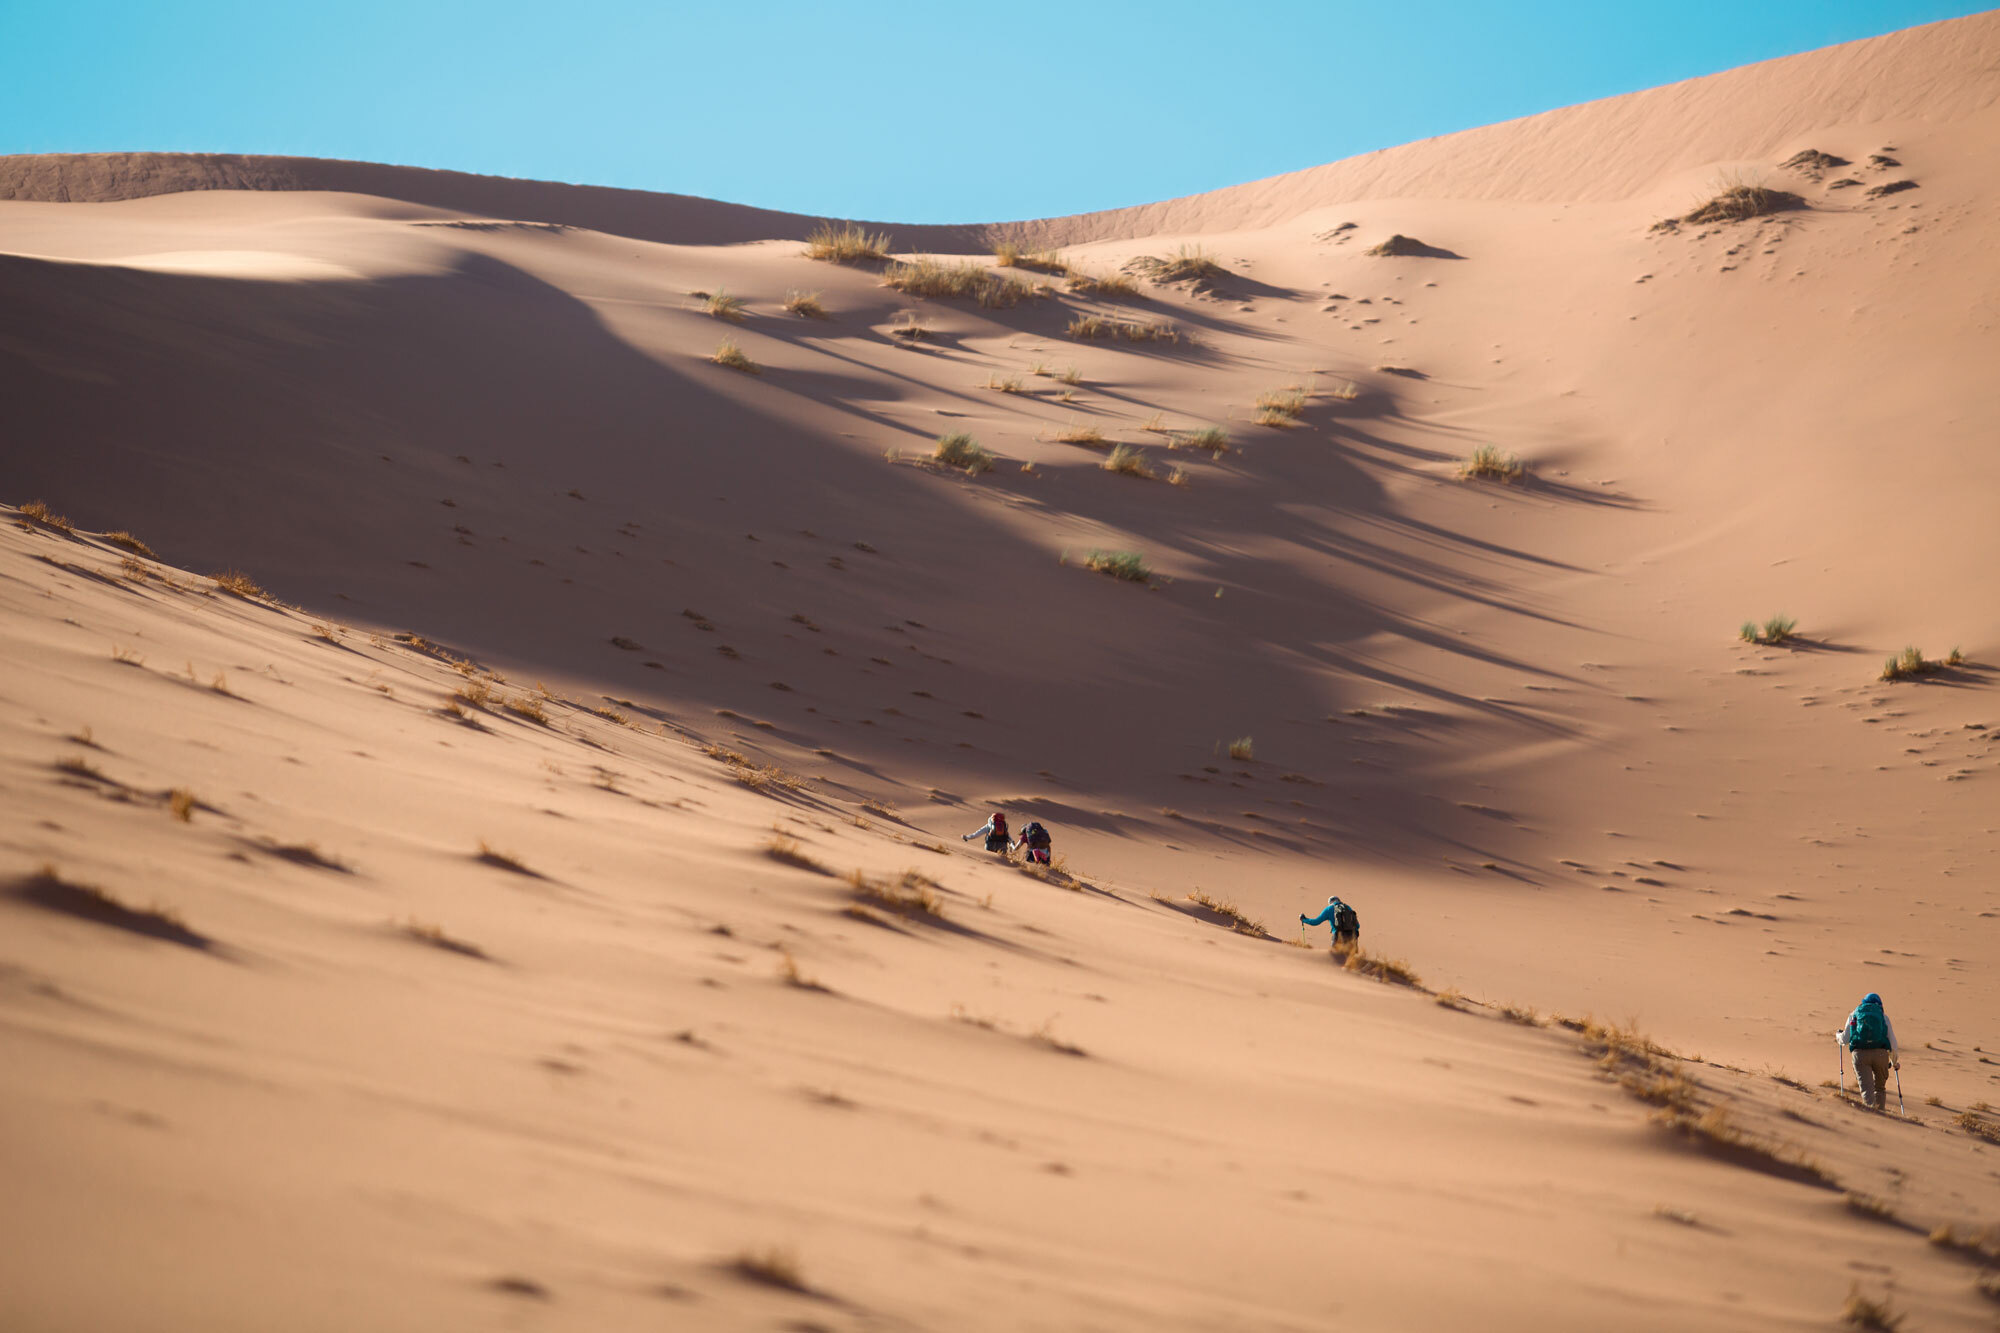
[1022,822,1051,850]
[1334,903,1359,935]
[990,815,1008,840]
[1850,1003,1889,1050]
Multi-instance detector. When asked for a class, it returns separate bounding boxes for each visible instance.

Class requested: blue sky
[3,1,1988,222]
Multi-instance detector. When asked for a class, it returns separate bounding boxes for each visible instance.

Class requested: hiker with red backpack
[962,811,1010,855]
[1838,992,1901,1112]
[1013,820,1053,865]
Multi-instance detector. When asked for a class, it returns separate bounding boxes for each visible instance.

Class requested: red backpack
[991,814,1008,839]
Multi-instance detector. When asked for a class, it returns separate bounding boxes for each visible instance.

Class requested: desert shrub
[712,339,760,374]
[1056,365,1083,385]
[1067,314,1179,343]
[1742,614,1797,645]
[804,223,891,263]
[213,570,266,598]
[104,531,154,556]
[994,242,1065,274]
[1880,646,1940,682]
[1101,444,1154,478]
[19,500,74,534]
[1167,466,1190,487]
[1945,646,1964,666]
[1253,386,1308,427]
[850,867,945,919]
[884,257,1031,308]
[1227,736,1254,761]
[983,373,1024,394]
[703,290,746,321]
[1841,1284,1903,1330]
[1083,550,1149,582]
[1065,269,1139,298]
[1683,184,1806,225]
[1186,889,1266,937]
[1053,421,1106,447]
[1339,944,1422,988]
[933,432,994,474]
[1176,426,1231,456]
[1146,244,1226,283]
[783,289,828,318]
[1459,445,1524,482]
[503,693,549,724]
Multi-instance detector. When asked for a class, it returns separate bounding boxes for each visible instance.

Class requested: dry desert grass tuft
[730,1246,810,1292]
[1052,421,1106,447]
[702,289,746,321]
[103,530,155,557]
[213,569,267,598]
[993,242,1066,274]
[804,223,891,263]
[765,834,824,872]
[1065,268,1140,298]
[1067,313,1179,344]
[848,868,945,919]
[1186,889,1267,937]
[1841,1284,1904,1330]
[1143,244,1226,284]
[1741,614,1797,646]
[782,289,828,319]
[711,339,761,375]
[1253,386,1308,427]
[19,500,74,534]
[1101,444,1154,478]
[1459,445,1525,482]
[1879,645,1962,681]
[1337,944,1423,987]
[1082,549,1149,583]
[932,432,994,474]
[884,257,1032,309]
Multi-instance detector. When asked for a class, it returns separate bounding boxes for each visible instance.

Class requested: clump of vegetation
[1365,234,1435,257]
[765,833,824,872]
[401,918,490,960]
[1144,244,1226,284]
[168,788,196,823]
[933,432,994,474]
[1338,944,1422,987]
[731,1246,810,1291]
[850,867,945,919]
[1253,386,1308,427]
[1681,183,1806,225]
[1101,444,1154,478]
[804,223,892,263]
[703,290,746,321]
[1459,445,1524,482]
[983,373,1024,394]
[1841,1284,1903,1331]
[1186,889,1267,937]
[1053,421,1107,447]
[1175,426,1231,456]
[1740,614,1797,645]
[1879,645,1960,682]
[213,569,266,598]
[104,531,155,557]
[1065,269,1140,298]
[711,339,761,374]
[884,257,1032,308]
[476,841,535,874]
[1227,736,1254,761]
[783,289,828,318]
[1082,549,1149,582]
[993,242,1066,274]
[12,863,209,948]
[1167,466,1190,487]
[19,500,74,534]
[502,693,549,724]
[1067,314,1179,344]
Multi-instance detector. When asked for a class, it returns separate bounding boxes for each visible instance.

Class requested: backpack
[1022,822,1051,850]
[1849,1002,1889,1050]
[1334,902,1360,935]
[990,814,1008,839]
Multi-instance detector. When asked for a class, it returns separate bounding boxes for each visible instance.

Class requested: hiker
[1014,820,1053,865]
[1300,896,1360,948]
[1840,992,1900,1111]
[961,810,1010,854]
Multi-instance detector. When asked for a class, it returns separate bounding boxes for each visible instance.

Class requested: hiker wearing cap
[1300,896,1360,949]
[961,811,1010,854]
[1840,992,1900,1111]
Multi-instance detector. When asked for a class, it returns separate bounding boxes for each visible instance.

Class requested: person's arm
[962,819,995,842]
[1301,904,1336,927]
[1885,1016,1899,1059]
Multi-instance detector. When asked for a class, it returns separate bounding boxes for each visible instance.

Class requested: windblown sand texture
[4,12,2000,1331]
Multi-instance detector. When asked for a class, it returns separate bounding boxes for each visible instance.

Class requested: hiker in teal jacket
[1840,992,1900,1111]
[1300,896,1359,948]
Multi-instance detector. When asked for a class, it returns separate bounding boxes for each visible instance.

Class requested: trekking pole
[1835,1033,1843,1095]
[1894,1062,1904,1115]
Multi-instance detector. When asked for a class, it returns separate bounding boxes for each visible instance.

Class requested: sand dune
[4,10,1999,1330]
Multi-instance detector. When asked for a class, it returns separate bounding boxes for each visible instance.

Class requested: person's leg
[1856,1050,1888,1108]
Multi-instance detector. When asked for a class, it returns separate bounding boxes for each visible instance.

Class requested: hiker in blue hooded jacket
[1840,992,1900,1110]
[1300,896,1359,948]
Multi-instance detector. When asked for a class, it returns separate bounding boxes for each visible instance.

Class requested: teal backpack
[1850,1001,1890,1050]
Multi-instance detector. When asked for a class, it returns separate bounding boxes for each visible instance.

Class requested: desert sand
[3,10,1999,1330]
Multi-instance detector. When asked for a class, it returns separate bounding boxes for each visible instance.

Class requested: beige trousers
[1853,1048,1893,1109]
